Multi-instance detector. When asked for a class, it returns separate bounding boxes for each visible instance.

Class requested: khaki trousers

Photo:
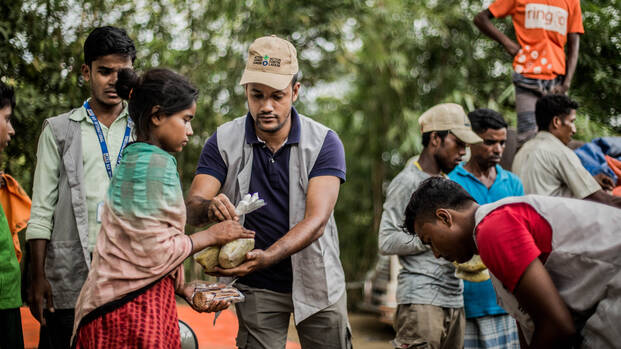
[393,303,465,349]
[235,283,352,349]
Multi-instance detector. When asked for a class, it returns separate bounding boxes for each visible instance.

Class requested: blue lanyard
[83,101,133,179]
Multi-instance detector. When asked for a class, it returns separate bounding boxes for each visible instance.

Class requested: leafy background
[2,0,619,307]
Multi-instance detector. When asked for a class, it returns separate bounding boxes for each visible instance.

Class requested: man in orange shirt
[474,0,583,148]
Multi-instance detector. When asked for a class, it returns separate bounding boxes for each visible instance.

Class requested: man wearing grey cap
[187,35,350,349]
[378,103,482,349]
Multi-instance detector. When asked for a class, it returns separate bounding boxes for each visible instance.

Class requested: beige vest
[474,195,621,347]
[215,114,346,324]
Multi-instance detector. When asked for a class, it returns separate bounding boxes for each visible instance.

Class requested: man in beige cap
[187,35,351,349]
[378,103,481,349]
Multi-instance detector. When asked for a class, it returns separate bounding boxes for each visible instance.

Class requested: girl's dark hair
[0,81,15,110]
[115,68,198,141]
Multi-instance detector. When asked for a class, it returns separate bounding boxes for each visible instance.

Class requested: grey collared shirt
[378,158,463,308]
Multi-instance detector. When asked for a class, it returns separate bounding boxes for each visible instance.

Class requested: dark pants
[235,284,352,349]
[0,307,24,349]
[512,72,563,146]
[39,309,74,349]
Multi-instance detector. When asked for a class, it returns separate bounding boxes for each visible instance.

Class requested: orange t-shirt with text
[489,0,584,80]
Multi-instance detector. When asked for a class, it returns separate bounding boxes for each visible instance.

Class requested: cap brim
[451,128,483,144]
[239,69,294,90]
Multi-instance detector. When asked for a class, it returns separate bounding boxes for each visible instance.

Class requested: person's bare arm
[214,175,340,276]
[513,258,577,348]
[186,174,237,226]
[585,190,621,209]
[593,173,615,192]
[552,33,580,94]
[28,239,54,325]
[474,9,521,56]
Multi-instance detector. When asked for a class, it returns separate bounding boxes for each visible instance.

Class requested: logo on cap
[252,55,281,68]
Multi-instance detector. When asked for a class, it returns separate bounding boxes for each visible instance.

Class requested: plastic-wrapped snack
[191,284,245,311]
[219,238,255,268]
[193,246,221,272]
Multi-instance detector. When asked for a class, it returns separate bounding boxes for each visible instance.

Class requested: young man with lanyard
[448,108,523,348]
[404,177,621,348]
[378,103,482,349]
[186,35,350,349]
[26,26,135,349]
[474,0,583,155]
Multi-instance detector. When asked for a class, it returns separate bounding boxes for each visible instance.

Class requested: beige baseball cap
[418,103,483,144]
[239,35,298,90]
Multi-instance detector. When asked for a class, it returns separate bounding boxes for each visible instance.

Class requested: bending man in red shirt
[403,176,621,349]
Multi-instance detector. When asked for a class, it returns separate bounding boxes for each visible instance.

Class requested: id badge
[96,201,104,223]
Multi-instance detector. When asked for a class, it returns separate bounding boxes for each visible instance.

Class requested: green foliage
[2,0,619,307]
[572,0,621,122]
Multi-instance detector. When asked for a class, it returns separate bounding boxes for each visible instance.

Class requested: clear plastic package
[235,193,266,216]
[191,283,245,311]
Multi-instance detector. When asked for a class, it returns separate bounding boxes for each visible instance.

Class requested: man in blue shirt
[448,108,523,348]
[186,35,350,349]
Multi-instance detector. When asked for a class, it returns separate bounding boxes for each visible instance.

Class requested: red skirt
[76,276,181,349]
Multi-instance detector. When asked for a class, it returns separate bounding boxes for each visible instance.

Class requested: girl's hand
[180,281,232,313]
[199,299,231,313]
[208,221,255,245]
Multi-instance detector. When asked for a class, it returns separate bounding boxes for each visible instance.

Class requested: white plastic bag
[234,192,266,215]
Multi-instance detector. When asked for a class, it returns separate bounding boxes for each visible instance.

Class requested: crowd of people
[0,0,618,348]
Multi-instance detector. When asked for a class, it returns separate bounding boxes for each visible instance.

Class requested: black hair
[84,26,136,66]
[115,68,199,141]
[468,108,507,134]
[535,94,579,131]
[0,81,15,110]
[421,130,449,147]
[403,177,475,235]
[291,72,299,87]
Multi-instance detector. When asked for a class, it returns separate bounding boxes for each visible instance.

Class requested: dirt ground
[22,306,394,349]
[287,312,395,349]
